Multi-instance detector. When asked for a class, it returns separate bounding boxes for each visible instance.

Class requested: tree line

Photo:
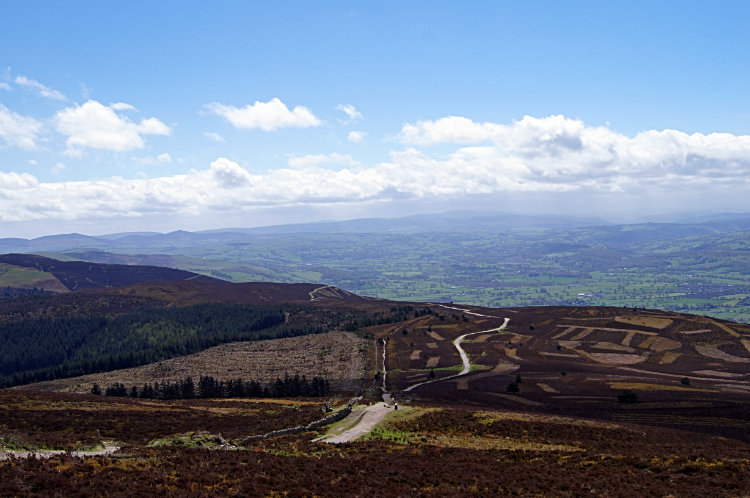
[0,286,55,298]
[96,374,331,400]
[1,302,324,387]
[342,305,415,331]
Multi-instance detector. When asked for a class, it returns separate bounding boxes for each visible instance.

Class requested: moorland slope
[0,253,221,291]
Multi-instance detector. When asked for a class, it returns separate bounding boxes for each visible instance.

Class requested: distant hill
[5,210,750,255]
[197,211,611,235]
[0,254,222,291]
[0,231,255,253]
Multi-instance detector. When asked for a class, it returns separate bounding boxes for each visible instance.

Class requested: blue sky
[1,1,750,237]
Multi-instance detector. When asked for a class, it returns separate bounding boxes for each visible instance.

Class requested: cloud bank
[1,115,750,228]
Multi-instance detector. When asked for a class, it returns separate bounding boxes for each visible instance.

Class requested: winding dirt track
[404,317,510,392]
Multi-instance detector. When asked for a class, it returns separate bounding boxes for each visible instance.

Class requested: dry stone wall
[243,397,362,441]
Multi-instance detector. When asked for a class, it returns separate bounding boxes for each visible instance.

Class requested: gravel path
[323,403,392,444]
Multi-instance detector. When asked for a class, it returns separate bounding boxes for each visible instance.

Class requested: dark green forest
[0,303,323,387]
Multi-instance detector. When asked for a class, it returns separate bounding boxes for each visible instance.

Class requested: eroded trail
[0,444,120,462]
[404,317,510,392]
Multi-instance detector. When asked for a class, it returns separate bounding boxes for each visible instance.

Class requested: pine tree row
[95,373,331,400]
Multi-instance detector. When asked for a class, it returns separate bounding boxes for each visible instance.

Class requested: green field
[49,223,750,323]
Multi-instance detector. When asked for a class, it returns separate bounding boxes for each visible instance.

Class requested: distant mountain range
[3,210,750,254]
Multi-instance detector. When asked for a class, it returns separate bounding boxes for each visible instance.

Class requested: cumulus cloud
[55,101,171,156]
[347,131,367,143]
[287,152,361,169]
[157,153,172,163]
[210,157,253,188]
[1,115,750,225]
[0,104,43,150]
[0,82,10,91]
[337,104,363,124]
[206,98,321,131]
[50,162,67,175]
[15,75,66,100]
[204,132,226,142]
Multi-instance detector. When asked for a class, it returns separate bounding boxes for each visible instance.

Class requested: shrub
[506,382,520,393]
[617,390,638,403]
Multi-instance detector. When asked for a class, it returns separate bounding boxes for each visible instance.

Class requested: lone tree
[506,382,520,393]
[617,390,638,403]
[515,374,523,384]
[429,369,436,379]
[91,383,102,396]
[681,377,691,386]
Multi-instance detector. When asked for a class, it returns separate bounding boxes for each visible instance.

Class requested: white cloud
[204,132,226,142]
[336,104,363,124]
[398,116,503,145]
[0,171,39,190]
[206,98,321,131]
[14,75,66,100]
[50,162,67,175]
[347,131,367,143]
[55,100,171,157]
[1,116,750,226]
[157,153,172,163]
[0,82,10,91]
[27,160,37,165]
[0,103,43,150]
[211,157,253,188]
[287,152,361,169]
[111,103,136,111]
